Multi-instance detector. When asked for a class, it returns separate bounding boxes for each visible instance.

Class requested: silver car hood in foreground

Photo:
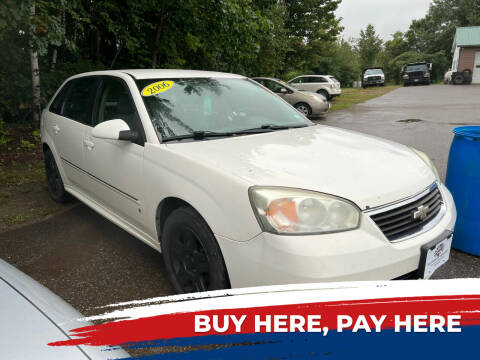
[0,259,128,359]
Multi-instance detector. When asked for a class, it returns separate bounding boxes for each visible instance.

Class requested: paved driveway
[319,84,480,279]
[0,84,479,316]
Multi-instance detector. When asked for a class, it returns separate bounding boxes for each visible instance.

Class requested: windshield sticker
[141,81,174,96]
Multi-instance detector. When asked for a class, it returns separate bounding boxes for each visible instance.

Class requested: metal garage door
[473,51,480,84]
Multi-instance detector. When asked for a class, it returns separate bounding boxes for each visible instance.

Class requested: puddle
[397,119,423,123]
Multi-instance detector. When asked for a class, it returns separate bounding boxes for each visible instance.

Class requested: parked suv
[41,70,455,294]
[252,77,329,117]
[287,75,341,100]
[362,68,385,88]
[402,62,432,86]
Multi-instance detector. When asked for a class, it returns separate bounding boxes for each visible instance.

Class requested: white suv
[41,70,455,294]
[288,75,342,100]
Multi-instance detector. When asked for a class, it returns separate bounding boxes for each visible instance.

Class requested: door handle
[52,124,60,134]
[83,138,95,150]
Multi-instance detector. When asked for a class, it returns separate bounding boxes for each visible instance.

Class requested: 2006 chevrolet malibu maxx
[41,70,456,294]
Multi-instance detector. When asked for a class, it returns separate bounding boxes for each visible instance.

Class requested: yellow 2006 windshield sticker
[141,80,174,96]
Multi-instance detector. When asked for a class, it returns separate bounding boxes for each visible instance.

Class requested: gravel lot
[0,84,479,316]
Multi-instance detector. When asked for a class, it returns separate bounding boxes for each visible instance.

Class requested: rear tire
[317,89,330,100]
[162,206,230,294]
[44,149,72,203]
[453,73,464,85]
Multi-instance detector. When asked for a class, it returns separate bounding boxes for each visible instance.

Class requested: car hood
[167,125,435,209]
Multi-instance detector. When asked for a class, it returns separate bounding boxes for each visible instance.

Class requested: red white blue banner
[49,279,480,359]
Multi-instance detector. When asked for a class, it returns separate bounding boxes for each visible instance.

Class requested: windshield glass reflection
[136,78,310,140]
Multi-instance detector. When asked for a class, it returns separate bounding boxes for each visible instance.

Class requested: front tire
[162,206,230,294]
[44,149,72,203]
[294,102,312,117]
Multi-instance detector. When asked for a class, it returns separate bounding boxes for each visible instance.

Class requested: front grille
[369,186,443,241]
[408,71,425,79]
[368,76,381,81]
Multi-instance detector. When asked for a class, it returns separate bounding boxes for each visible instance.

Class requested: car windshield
[364,69,383,75]
[136,78,310,140]
[406,64,428,71]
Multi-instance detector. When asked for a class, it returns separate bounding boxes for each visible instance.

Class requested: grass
[0,124,67,232]
[329,85,401,112]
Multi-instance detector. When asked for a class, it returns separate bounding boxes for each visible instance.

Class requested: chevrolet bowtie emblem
[413,204,429,221]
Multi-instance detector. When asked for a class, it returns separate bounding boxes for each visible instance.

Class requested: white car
[444,70,453,84]
[0,258,128,359]
[41,70,456,294]
[287,75,342,100]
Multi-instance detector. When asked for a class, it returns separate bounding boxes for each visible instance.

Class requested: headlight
[403,74,409,80]
[411,148,441,183]
[249,187,361,235]
[425,73,430,78]
[308,94,324,102]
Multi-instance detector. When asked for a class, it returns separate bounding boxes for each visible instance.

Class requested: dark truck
[401,62,432,86]
[362,68,385,88]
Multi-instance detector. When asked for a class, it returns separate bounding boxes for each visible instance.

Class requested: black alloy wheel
[162,207,230,294]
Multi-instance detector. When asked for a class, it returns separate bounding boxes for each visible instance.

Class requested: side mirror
[429,63,433,71]
[278,87,288,94]
[92,119,138,142]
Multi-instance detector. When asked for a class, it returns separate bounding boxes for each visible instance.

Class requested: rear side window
[62,77,99,125]
[309,77,327,83]
[49,82,71,115]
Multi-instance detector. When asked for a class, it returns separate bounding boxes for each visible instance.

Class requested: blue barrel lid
[453,126,480,139]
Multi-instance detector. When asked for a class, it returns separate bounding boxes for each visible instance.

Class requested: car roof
[70,69,245,80]
[294,75,329,78]
[252,77,283,82]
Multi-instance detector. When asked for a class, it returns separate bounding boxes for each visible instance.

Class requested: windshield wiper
[161,124,309,143]
[259,124,309,130]
[162,128,272,142]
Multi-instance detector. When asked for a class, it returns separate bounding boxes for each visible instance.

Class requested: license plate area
[418,232,453,279]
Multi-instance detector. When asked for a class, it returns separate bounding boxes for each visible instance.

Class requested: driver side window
[94,77,145,145]
[263,80,283,93]
[95,77,136,129]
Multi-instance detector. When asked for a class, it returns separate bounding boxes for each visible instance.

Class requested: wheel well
[155,197,232,287]
[156,197,191,239]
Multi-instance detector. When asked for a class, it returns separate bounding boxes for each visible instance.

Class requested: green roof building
[451,26,480,83]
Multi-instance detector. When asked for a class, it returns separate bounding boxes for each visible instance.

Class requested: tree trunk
[29,1,41,127]
[50,48,57,71]
[110,40,123,69]
[152,0,167,68]
[152,24,161,68]
[95,29,101,63]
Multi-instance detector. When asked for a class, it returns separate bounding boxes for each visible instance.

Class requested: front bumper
[329,88,342,96]
[364,79,384,86]
[218,184,456,288]
[310,101,330,116]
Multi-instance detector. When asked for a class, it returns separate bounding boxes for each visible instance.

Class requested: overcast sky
[336,0,432,41]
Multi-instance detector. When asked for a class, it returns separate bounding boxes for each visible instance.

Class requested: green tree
[356,24,383,70]
[283,0,342,74]
[381,31,409,82]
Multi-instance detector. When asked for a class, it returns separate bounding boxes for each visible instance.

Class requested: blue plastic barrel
[445,126,480,255]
